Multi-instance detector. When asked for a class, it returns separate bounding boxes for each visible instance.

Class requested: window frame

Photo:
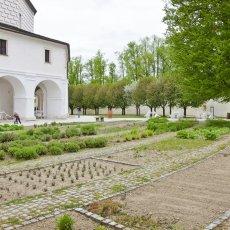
[45,49,51,63]
[0,39,7,56]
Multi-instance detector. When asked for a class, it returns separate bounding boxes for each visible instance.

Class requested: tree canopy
[164,0,230,101]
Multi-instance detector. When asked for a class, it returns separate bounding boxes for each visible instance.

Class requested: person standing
[13,112,21,124]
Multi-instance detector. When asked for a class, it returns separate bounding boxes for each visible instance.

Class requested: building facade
[0,0,70,120]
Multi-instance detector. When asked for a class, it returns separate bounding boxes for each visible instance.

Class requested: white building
[0,0,70,120]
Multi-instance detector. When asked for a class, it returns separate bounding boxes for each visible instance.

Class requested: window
[45,49,50,63]
[0,39,7,55]
[19,13,22,28]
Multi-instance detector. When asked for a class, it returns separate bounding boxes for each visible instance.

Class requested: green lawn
[136,137,214,151]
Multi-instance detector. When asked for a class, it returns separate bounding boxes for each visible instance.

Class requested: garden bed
[19,211,111,230]
[0,158,136,203]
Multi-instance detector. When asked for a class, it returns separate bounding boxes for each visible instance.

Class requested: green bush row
[147,120,195,133]
[176,127,230,140]
[0,125,97,144]
[0,136,107,160]
[0,124,23,132]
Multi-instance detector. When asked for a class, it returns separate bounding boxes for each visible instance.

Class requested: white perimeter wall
[75,101,230,118]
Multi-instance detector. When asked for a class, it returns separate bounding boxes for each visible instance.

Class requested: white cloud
[32,0,166,61]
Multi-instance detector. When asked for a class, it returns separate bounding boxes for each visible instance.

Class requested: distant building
[0,0,70,120]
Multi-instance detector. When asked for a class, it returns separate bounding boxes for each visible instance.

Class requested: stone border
[90,156,142,167]
[74,207,127,229]
[204,209,230,229]
[2,207,128,230]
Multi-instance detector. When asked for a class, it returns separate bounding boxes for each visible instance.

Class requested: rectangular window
[45,49,50,63]
[0,39,7,55]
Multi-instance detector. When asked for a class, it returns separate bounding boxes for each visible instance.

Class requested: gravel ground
[112,153,230,229]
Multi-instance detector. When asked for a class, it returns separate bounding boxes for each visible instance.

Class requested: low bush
[48,146,63,155]
[39,134,52,142]
[0,124,23,132]
[81,125,97,135]
[34,144,48,156]
[0,150,6,160]
[147,120,195,133]
[0,133,16,143]
[88,200,123,218]
[204,131,218,140]
[55,214,75,230]
[84,137,107,148]
[65,127,81,138]
[63,142,80,152]
[147,117,168,124]
[206,120,230,128]
[13,147,39,160]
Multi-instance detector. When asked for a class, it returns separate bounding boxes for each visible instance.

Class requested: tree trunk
[136,105,139,116]
[154,107,156,112]
[162,107,165,117]
[169,105,172,115]
[70,106,74,115]
[150,107,153,112]
[183,107,187,117]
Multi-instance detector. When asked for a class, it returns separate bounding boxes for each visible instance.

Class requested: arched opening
[0,76,26,118]
[34,80,63,119]
[0,78,14,116]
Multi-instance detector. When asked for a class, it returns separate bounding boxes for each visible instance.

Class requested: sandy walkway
[113,153,230,229]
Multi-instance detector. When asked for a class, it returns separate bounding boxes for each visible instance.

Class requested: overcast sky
[32,0,167,61]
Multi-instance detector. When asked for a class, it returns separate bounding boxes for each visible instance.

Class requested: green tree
[68,57,84,85]
[164,0,230,101]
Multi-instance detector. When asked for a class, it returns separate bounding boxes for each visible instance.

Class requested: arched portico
[0,76,27,118]
[34,80,65,119]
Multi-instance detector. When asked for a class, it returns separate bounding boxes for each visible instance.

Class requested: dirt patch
[111,154,230,230]
[0,159,136,203]
[19,211,110,230]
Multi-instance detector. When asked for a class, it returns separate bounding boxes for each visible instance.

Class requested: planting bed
[19,211,111,230]
[0,158,136,203]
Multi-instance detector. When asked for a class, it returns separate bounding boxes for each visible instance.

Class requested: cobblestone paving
[0,134,230,229]
[0,132,175,174]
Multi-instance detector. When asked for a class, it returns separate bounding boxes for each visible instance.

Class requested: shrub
[0,150,6,160]
[63,142,80,152]
[0,124,23,132]
[176,130,189,139]
[34,144,48,156]
[84,137,107,148]
[147,117,168,124]
[204,131,218,140]
[48,141,63,150]
[39,134,52,142]
[13,147,39,160]
[0,133,16,143]
[48,146,63,155]
[206,120,230,128]
[55,214,75,230]
[81,125,97,135]
[88,200,123,218]
[65,127,81,138]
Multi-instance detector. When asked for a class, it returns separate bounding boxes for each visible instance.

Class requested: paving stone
[103,219,112,224]
[116,224,125,229]
[4,227,14,230]
[109,221,117,226]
